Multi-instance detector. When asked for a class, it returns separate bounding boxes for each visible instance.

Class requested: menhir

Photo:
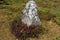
[11,0,42,40]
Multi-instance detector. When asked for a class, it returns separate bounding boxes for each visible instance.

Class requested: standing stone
[11,0,43,40]
[21,0,41,27]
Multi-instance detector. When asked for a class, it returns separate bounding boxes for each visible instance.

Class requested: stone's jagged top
[26,0,36,9]
[21,0,41,26]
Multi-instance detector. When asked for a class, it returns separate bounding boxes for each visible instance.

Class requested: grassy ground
[0,0,60,40]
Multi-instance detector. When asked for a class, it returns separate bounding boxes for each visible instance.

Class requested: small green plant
[54,35,60,40]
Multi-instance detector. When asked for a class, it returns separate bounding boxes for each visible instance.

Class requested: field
[0,0,60,40]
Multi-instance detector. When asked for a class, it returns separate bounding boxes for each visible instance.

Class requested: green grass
[0,0,60,40]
